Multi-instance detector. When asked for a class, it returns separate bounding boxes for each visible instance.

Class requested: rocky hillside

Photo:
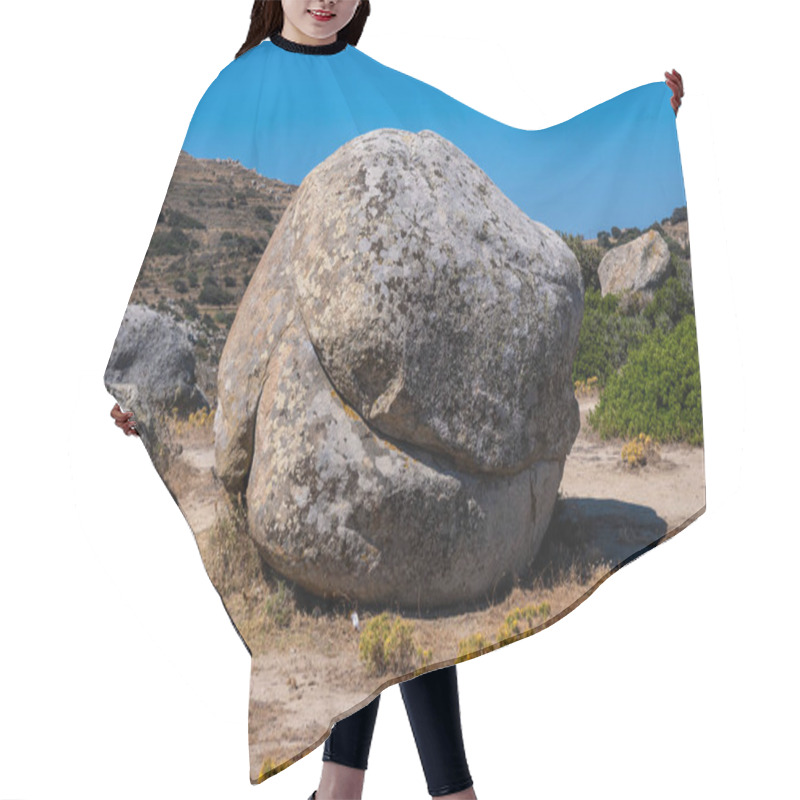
[127,151,298,402]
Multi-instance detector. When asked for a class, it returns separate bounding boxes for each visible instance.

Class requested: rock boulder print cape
[104,32,705,784]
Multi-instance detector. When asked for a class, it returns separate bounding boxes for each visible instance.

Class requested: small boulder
[598,229,671,300]
[105,303,209,460]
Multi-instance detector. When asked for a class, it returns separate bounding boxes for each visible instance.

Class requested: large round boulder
[215,129,584,609]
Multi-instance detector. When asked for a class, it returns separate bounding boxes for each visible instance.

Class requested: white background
[1,1,796,798]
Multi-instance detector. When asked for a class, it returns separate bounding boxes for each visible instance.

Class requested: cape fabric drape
[104,34,705,784]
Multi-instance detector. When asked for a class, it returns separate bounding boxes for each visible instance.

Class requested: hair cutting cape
[104,33,705,784]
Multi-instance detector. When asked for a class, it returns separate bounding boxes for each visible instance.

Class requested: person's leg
[315,693,381,800]
[400,664,476,799]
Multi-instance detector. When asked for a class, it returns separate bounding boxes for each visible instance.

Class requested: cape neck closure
[270,31,348,55]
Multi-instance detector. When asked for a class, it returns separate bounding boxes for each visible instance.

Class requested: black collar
[270,31,348,55]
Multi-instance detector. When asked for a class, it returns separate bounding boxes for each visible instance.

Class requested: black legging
[323,664,473,797]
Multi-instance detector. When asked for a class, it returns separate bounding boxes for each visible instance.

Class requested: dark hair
[236,1,371,59]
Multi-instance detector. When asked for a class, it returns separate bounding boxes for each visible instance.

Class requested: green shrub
[254,204,274,222]
[644,270,694,333]
[198,283,234,305]
[384,620,418,672]
[621,432,661,468]
[670,205,688,224]
[497,603,551,643]
[615,226,642,246]
[148,228,199,256]
[163,208,206,230]
[166,254,186,273]
[214,310,236,327]
[587,314,703,445]
[219,231,264,256]
[179,299,198,320]
[662,233,690,260]
[559,232,604,292]
[358,612,425,676]
[358,612,393,676]
[457,633,491,659]
[572,288,651,386]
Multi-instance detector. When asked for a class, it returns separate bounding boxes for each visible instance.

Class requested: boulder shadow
[524,496,670,591]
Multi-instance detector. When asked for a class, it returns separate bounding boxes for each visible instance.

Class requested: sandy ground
[166,392,705,783]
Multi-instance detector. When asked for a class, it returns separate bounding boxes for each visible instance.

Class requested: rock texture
[104,303,209,456]
[598,229,671,300]
[215,128,584,609]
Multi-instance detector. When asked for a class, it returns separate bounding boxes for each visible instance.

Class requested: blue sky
[182,41,686,240]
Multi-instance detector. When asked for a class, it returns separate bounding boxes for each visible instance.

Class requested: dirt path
[565,395,705,531]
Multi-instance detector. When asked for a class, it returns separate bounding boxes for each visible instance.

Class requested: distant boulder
[598,229,671,300]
